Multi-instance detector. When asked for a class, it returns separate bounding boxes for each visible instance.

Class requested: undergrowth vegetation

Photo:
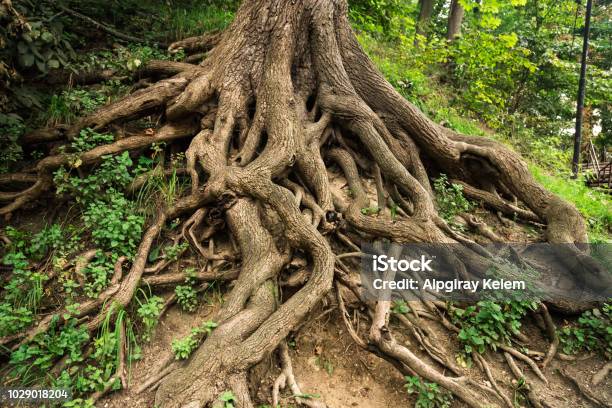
[449,300,537,362]
[559,303,611,357]
[0,122,190,404]
[433,174,472,228]
[404,375,453,408]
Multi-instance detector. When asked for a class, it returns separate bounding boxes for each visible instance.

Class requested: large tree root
[1,0,606,407]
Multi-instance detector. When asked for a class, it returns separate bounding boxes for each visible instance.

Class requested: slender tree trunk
[572,0,593,177]
[447,0,465,40]
[415,0,435,44]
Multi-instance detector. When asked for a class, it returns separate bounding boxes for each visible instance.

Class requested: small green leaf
[19,53,35,67]
[41,31,54,43]
[148,246,161,262]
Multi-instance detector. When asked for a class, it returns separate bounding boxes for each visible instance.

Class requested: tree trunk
[415,0,435,43]
[447,0,465,40]
[2,0,605,407]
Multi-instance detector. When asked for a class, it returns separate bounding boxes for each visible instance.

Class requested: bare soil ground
[99,296,411,408]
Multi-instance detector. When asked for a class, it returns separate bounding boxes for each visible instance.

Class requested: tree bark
[415,0,435,43]
[447,0,465,40]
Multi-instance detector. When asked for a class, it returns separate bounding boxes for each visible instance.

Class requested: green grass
[162,5,235,40]
[357,33,432,105]
[431,106,486,136]
[529,165,612,242]
[358,32,487,137]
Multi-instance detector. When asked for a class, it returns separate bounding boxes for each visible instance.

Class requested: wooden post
[572,0,593,178]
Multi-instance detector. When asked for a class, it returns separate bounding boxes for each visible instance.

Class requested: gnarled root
[272,342,327,408]
[3,0,604,407]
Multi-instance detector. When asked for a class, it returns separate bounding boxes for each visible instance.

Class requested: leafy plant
[175,284,198,313]
[82,253,114,298]
[83,192,144,257]
[28,223,64,260]
[70,128,115,153]
[50,307,140,399]
[349,0,414,39]
[450,300,537,357]
[1,2,76,74]
[175,268,198,312]
[219,391,236,408]
[391,300,410,314]
[164,242,189,262]
[433,174,472,225]
[54,153,143,258]
[9,316,89,384]
[559,303,611,357]
[171,321,218,360]
[448,30,536,123]
[0,303,34,338]
[404,376,453,408]
[136,292,164,342]
[54,152,134,205]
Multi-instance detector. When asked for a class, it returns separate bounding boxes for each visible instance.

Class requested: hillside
[0,1,610,407]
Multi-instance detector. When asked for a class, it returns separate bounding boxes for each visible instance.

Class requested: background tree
[415,0,435,42]
[447,0,465,40]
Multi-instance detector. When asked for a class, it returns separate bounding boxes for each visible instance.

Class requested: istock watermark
[360,242,612,302]
[372,254,433,272]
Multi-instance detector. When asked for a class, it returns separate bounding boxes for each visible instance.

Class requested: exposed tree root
[474,353,513,408]
[499,344,548,384]
[504,352,545,408]
[592,362,612,386]
[539,303,558,368]
[453,180,541,223]
[559,368,609,408]
[272,342,328,408]
[167,31,222,55]
[2,0,606,407]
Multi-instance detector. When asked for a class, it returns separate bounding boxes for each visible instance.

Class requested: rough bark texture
[447,0,465,40]
[415,0,435,40]
[2,0,606,407]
